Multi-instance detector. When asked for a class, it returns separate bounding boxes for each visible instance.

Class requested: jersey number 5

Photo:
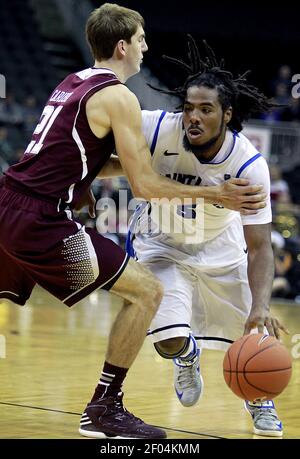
[177,204,197,219]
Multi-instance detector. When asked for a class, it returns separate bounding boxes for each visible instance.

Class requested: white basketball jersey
[130,110,272,247]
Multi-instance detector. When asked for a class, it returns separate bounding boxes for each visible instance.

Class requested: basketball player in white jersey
[122,38,288,437]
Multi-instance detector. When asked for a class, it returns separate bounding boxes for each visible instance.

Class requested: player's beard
[182,118,225,158]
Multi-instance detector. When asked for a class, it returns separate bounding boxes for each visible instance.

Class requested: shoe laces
[113,395,144,425]
[177,361,199,390]
[114,395,125,411]
[253,408,278,423]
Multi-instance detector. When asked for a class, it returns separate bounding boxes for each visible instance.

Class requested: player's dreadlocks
[149,35,276,132]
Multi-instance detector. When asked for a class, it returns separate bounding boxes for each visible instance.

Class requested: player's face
[183,86,224,144]
[125,25,148,76]
[182,85,231,154]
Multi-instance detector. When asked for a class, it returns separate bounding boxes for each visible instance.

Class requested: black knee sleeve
[154,337,190,360]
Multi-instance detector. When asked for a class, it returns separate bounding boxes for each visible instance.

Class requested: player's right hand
[243,310,290,340]
[218,178,267,214]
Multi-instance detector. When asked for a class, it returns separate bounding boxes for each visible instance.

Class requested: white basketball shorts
[134,224,252,351]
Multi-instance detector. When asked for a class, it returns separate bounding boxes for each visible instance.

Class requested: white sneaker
[173,349,203,407]
[245,400,283,437]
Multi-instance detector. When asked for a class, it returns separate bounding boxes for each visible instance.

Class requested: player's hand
[217,178,267,214]
[243,308,290,340]
[74,187,96,218]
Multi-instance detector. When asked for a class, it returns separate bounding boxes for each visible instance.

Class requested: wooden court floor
[0,287,299,439]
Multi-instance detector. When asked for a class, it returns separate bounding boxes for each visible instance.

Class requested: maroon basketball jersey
[5,68,121,207]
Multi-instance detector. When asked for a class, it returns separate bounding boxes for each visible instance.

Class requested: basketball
[223,333,292,401]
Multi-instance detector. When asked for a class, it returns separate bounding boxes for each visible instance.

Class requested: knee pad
[154,337,189,360]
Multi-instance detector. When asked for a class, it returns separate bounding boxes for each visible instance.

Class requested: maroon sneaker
[79,393,167,439]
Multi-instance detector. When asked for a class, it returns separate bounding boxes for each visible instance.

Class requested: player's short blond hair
[86,3,145,61]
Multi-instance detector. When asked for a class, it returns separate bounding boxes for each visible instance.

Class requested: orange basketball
[223,333,292,401]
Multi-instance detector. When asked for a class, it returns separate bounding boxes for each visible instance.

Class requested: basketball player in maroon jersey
[0,4,266,439]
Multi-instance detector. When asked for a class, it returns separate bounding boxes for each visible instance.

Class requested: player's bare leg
[79,259,166,439]
[107,258,164,367]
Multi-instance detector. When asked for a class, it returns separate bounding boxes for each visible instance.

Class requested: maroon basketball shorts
[0,187,129,307]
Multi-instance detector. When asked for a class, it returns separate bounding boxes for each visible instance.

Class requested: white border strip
[0,291,20,298]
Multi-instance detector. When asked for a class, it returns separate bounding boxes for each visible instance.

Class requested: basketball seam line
[236,334,252,399]
[223,367,292,373]
[242,375,285,395]
[243,342,285,369]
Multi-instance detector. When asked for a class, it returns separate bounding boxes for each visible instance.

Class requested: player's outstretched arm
[243,223,289,338]
[97,155,125,178]
[88,85,266,211]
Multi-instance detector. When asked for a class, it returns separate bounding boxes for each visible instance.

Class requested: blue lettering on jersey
[165,173,202,185]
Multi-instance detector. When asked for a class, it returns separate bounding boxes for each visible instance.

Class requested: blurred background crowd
[1,0,300,302]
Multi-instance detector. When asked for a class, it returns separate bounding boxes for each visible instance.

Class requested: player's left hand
[244,309,290,340]
[74,187,96,218]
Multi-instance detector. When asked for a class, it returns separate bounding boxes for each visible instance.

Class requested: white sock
[179,334,199,362]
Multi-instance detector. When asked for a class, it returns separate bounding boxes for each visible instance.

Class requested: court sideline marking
[0,400,225,439]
